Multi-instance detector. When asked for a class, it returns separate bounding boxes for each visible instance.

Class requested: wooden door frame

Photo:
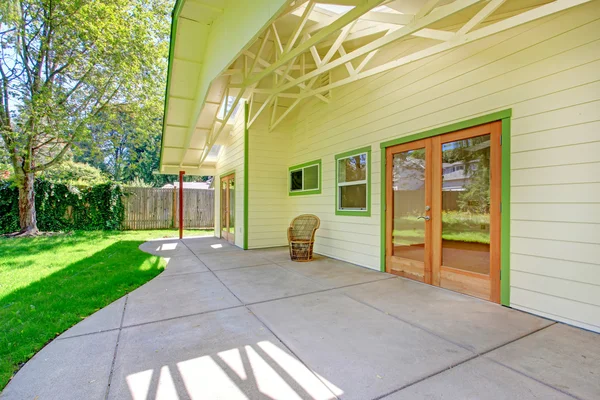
[220,171,235,243]
[379,110,512,306]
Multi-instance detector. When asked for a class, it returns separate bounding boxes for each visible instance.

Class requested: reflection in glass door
[220,174,235,243]
[386,140,430,282]
[386,122,501,302]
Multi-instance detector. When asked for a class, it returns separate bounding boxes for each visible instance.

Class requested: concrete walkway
[2,236,599,400]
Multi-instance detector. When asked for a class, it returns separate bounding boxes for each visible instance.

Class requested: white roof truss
[171,0,591,170]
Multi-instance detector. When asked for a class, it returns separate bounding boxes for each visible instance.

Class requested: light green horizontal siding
[280,2,600,332]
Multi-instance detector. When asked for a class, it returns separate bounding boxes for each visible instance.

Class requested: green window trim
[378,109,511,307]
[288,159,322,196]
[335,146,371,217]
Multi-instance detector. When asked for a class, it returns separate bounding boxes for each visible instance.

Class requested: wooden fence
[393,190,461,215]
[122,187,214,230]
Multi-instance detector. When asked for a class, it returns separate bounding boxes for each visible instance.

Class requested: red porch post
[179,170,185,239]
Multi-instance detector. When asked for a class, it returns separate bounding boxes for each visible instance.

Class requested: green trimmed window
[335,146,371,216]
[289,160,321,196]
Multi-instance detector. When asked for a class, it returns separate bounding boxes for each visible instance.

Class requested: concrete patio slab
[384,357,572,400]
[123,271,241,326]
[250,291,473,400]
[1,330,118,400]
[138,238,194,258]
[487,323,600,400]
[5,238,599,400]
[161,254,209,277]
[342,278,554,353]
[214,264,324,304]
[108,307,337,400]
[59,297,126,339]
[277,258,393,289]
[198,251,271,271]
[183,237,242,255]
[249,246,293,263]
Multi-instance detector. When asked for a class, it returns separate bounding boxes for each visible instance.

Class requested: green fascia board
[500,116,511,307]
[380,148,386,272]
[158,0,185,173]
[288,159,322,196]
[335,146,372,217]
[379,110,512,306]
[379,109,513,149]
[244,102,249,250]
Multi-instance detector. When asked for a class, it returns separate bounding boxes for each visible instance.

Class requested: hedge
[0,180,125,234]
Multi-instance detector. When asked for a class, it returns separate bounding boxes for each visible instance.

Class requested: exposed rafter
[181,0,591,170]
[300,0,591,99]
[242,0,386,88]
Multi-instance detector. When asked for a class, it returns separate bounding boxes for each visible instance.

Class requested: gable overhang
[160,0,591,175]
[160,0,290,176]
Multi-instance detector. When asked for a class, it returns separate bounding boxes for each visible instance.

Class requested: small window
[288,160,321,196]
[335,146,371,216]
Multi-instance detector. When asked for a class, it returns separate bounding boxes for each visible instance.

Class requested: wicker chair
[288,214,320,262]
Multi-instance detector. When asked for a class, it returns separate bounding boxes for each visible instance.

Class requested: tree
[75,100,172,187]
[442,136,491,214]
[0,0,169,234]
[40,160,108,186]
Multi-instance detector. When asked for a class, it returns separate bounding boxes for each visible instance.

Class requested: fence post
[172,188,177,229]
[179,171,185,239]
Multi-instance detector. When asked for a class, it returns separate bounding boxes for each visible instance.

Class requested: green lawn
[0,229,212,390]
[393,211,490,245]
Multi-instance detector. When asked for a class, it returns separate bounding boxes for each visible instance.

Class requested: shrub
[0,180,125,234]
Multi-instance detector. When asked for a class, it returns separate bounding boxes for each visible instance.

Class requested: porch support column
[179,170,185,239]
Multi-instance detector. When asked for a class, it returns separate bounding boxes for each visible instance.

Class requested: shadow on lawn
[0,240,164,389]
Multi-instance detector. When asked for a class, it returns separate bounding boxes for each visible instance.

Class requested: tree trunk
[18,171,39,234]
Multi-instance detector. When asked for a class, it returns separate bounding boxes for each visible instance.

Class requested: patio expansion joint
[158,269,213,279]
[272,257,398,292]
[243,275,399,307]
[371,322,567,400]
[120,304,247,330]
[56,277,403,340]
[55,327,121,341]
[205,261,276,272]
[99,277,399,333]
[104,294,129,400]
[179,241,343,400]
[343,293,476,354]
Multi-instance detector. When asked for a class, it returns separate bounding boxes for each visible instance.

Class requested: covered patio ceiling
[160,0,590,175]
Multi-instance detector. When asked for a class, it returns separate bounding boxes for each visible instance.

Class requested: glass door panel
[386,141,430,283]
[441,134,491,275]
[392,149,427,262]
[229,179,235,236]
[221,179,227,238]
[220,174,234,243]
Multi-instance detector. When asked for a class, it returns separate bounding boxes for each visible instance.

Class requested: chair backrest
[289,214,320,241]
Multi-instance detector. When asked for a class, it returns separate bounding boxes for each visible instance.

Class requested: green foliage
[1,0,171,230]
[0,180,125,233]
[126,176,154,188]
[393,211,490,245]
[442,136,491,214]
[39,161,109,186]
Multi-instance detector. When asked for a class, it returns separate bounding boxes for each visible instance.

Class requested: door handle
[417,216,431,221]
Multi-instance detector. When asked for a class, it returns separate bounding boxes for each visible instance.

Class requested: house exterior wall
[214,107,246,249]
[280,3,600,332]
[247,115,291,248]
